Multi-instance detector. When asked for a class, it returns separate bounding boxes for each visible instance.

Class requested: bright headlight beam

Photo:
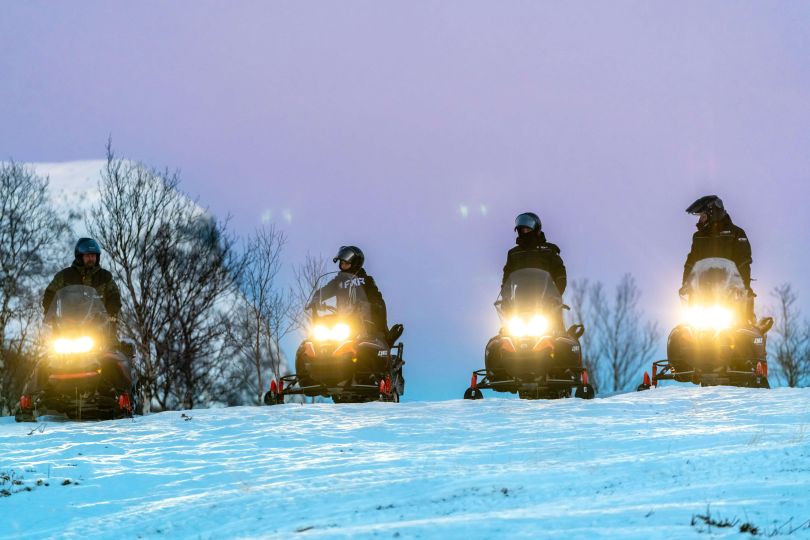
[527,315,548,336]
[332,323,351,341]
[53,336,94,354]
[508,315,549,338]
[686,305,734,331]
[313,325,331,341]
[312,323,352,342]
[508,317,527,337]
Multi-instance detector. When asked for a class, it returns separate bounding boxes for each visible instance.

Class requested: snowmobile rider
[501,212,567,295]
[43,238,122,331]
[309,245,388,337]
[681,195,755,320]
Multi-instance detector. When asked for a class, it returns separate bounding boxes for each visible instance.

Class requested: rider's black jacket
[682,214,752,290]
[501,232,567,294]
[42,260,122,317]
[316,268,388,334]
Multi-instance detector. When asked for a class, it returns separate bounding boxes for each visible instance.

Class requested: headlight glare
[312,325,332,341]
[685,305,734,331]
[312,323,352,342]
[332,323,351,341]
[508,316,527,337]
[508,315,549,338]
[53,336,94,354]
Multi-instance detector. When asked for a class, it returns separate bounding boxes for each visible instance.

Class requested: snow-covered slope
[1,388,809,539]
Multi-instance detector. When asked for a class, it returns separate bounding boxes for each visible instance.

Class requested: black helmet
[333,245,364,271]
[514,212,541,233]
[74,237,102,264]
[686,195,726,224]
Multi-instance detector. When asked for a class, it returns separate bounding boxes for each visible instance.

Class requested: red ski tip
[581,369,590,386]
[270,380,277,394]
[642,372,651,386]
[470,373,478,390]
[756,361,764,377]
[278,379,284,394]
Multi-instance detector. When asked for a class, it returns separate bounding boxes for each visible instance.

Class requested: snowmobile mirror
[562,303,571,311]
[757,317,774,335]
[567,324,585,339]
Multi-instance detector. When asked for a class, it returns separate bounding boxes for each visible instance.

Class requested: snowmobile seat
[386,324,404,347]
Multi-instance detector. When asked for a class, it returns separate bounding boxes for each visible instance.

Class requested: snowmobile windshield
[45,285,109,327]
[311,271,371,320]
[685,258,747,305]
[500,268,562,313]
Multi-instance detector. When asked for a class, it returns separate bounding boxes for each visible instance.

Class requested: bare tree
[0,162,70,414]
[232,226,292,404]
[769,284,810,387]
[566,279,601,391]
[289,253,328,403]
[88,143,241,411]
[152,215,243,409]
[290,253,328,332]
[572,274,660,393]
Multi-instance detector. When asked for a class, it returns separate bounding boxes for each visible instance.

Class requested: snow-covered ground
[1,387,809,539]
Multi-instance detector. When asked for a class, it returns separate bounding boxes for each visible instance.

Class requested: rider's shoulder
[542,242,561,255]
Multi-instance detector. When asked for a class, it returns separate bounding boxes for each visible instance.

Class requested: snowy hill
[1,387,809,539]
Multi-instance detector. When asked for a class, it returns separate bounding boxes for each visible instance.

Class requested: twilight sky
[2,2,809,399]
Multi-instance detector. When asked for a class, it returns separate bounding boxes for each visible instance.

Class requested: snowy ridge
[1,387,809,539]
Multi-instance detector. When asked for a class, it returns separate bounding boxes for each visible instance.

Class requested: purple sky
[2,2,809,399]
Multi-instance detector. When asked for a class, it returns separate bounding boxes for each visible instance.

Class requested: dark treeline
[1,147,809,413]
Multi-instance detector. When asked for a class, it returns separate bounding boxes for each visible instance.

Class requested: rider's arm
[363,275,388,332]
[733,227,753,290]
[548,245,567,295]
[42,272,64,314]
[104,276,123,318]
[500,252,513,289]
[682,233,699,287]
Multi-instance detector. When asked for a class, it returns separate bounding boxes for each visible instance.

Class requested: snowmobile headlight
[508,315,548,338]
[526,315,548,337]
[53,336,95,354]
[313,325,332,341]
[312,323,352,342]
[685,305,734,331]
[332,323,351,341]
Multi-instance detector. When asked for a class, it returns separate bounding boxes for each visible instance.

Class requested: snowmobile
[463,268,595,400]
[15,285,136,422]
[263,271,405,405]
[637,257,773,391]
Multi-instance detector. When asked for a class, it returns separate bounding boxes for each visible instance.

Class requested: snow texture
[1,387,809,539]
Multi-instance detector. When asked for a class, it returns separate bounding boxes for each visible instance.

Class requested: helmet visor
[514,214,538,230]
[333,246,358,264]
